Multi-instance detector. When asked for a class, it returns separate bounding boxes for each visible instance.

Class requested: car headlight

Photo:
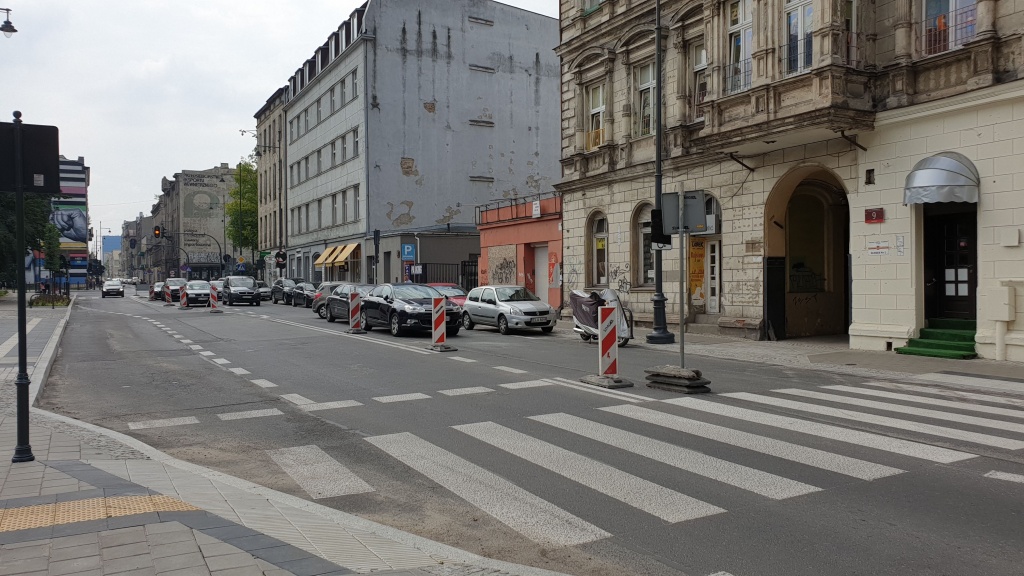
[508,306,523,316]
[449,304,462,313]
[404,304,426,313]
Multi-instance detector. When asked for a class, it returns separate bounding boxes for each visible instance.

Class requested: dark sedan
[325,283,375,323]
[183,281,211,306]
[271,278,305,304]
[361,283,462,337]
[291,282,317,307]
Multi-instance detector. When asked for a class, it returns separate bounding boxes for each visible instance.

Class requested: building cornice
[874,78,1024,126]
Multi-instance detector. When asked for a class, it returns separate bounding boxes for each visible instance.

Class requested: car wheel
[326,307,336,322]
[361,309,372,330]
[316,305,327,319]
[462,312,474,330]
[541,326,554,333]
[272,295,278,304]
[447,325,460,337]
[498,315,510,335]
[389,313,403,337]
[255,300,260,306]
[102,294,106,298]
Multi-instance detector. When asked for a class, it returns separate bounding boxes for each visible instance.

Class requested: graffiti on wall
[488,244,517,285]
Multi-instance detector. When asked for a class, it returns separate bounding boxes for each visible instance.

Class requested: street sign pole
[11,112,33,462]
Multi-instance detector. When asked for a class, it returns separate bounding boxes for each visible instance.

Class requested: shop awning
[329,243,358,266]
[313,246,342,267]
[904,151,980,204]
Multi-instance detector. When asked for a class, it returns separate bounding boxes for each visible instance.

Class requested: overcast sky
[1,0,558,249]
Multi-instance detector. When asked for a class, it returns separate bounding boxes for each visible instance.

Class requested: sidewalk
[0,294,569,576]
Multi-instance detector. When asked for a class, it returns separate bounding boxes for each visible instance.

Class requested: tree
[225,159,258,255]
[43,223,62,278]
[0,191,57,286]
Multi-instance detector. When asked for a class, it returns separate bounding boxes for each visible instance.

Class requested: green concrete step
[895,346,977,359]
[904,338,977,353]
[928,318,977,331]
[919,328,977,343]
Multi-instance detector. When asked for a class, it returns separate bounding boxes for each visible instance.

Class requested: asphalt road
[37,292,1024,576]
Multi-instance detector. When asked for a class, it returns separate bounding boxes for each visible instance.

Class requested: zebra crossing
[271,379,1024,548]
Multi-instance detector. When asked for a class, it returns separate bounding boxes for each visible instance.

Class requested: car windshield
[282,280,296,287]
[166,278,186,286]
[257,281,268,288]
[496,287,540,302]
[232,278,255,288]
[354,284,374,295]
[104,281,121,287]
[433,285,466,297]
[393,285,440,299]
[186,282,210,290]
[210,281,223,288]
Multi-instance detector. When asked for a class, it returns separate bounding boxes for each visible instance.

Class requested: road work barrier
[210,287,222,314]
[346,291,365,334]
[427,297,456,352]
[579,306,632,388]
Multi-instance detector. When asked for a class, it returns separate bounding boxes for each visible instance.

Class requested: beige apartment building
[555,0,1024,360]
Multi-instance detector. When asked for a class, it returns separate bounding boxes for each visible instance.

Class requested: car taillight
[315,292,322,298]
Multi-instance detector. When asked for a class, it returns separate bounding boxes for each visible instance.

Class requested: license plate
[530,317,547,324]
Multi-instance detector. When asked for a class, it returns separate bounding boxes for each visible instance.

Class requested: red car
[428,283,468,307]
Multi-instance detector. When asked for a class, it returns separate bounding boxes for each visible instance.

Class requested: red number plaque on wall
[865,208,885,224]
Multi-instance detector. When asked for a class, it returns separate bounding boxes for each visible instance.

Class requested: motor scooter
[569,288,633,347]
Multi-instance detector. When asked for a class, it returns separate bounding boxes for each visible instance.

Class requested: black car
[183,280,211,306]
[271,277,305,304]
[291,282,317,308]
[361,283,462,337]
[163,278,187,302]
[325,283,375,323]
[222,275,260,306]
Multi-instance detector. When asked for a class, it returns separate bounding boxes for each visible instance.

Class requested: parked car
[222,275,260,306]
[150,282,165,301]
[163,278,187,302]
[311,282,344,318]
[101,280,125,298]
[209,280,225,301]
[361,283,461,337]
[325,283,375,323]
[256,280,272,301]
[183,280,211,306]
[271,278,305,304]
[462,285,556,335]
[291,282,317,308]
[428,283,468,307]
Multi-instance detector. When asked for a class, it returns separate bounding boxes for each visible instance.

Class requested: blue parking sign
[401,243,416,261]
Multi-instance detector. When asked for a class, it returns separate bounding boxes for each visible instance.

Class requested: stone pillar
[974,0,997,39]
[893,0,913,63]
[573,71,585,154]
[603,59,615,146]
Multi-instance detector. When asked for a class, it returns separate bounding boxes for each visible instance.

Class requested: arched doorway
[764,166,850,339]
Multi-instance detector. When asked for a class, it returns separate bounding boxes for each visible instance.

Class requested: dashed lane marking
[189,345,203,350]
[127,416,200,430]
[281,393,315,405]
[493,366,528,374]
[173,335,184,339]
[212,358,231,365]
[251,379,278,388]
[228,367,251,375]
[548,377,647,403]
[447,356,477,363]
[500,380,552,390]
[217,408,283,421]
[373,393,431,403]
[984,471,1024,484]
[301,400,363,412]
[199,351,215,356]
[438,387,495,396]
[180,340,193,344]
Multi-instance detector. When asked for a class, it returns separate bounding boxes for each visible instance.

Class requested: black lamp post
[647,0,675,344]
[10,109,34,463]
[1,8,16,38]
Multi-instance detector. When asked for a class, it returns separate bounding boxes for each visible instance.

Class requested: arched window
[633,203,654,287]
[705,193,721,234]
[589,212,609,287]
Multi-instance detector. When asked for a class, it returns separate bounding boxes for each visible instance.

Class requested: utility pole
[647,0,675,344]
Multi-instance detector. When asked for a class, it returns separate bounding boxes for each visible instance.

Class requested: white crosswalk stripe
[530,413,822,498]
[915,372,1024,394]
[453,421,726,522]
[984,471,1024,484]
[776,388,1024,435]
[267,445,374,499]
[366,432,611,546]
[598,405,903,481]
[826,384,1024,415]
[665,398,974,463]
[722,392,1024,450]
[860,381,1024,408]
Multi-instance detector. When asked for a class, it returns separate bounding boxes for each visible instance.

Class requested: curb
[28,294,76,404]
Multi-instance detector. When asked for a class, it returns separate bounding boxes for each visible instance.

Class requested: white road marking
[455,421,726,522]
[280,393,315,405]
[777,388,1024,435]
[668,398,974,463]
[128,416,200,430]
[373,393,431,403]
[167,331,178,334]
[862,381,1024,408]
[493,366,528,374]
[0,318,40,357]
[722,393,1024,450]
[438,387,495,396]
[499,380,552,390]
[267,317,435,355]
[984,471,1024,484]
[548,377,647,403]
[199,351,215,356]
[267,445,374,499]
[189,345,203,350]
[180,340,193,344]
[600,405,902,481]
[533,413,823,498]
[708,572,736,576]
[915,372,1024,394]
[212,358,231,365]
[824,385,1024,418]
[447,356,477,363]
[217,408,282,421]
[250,379,277,388]
[300,400,363,411]
[173,335,184,339]
[228,367,251,375]
[366,432,610,545]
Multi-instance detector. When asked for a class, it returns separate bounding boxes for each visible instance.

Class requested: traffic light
[88,228,94,242]
[153,226,162,238]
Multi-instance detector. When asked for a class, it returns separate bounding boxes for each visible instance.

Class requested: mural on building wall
[488,244,517,285]
[49,199,88,246]
[178,173,227,265]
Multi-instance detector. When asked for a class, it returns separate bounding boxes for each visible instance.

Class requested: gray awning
[904,151,980,204]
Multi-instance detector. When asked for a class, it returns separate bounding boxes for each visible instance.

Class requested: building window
[317,199,323,229]
[842,0,860,66]
[316,98,322,123]
[725,0,753,94]
[586,84,605,151]
[304,158,310,179]
[304,109,309,132]
[923,0,976,56]
[634,204,654,287]
[635,62,655,137]
[353,186,360,221]
[304,205,310,232]
[331,141,337,166]
[341,189,349,223]
[339,78,346,103]
[590,212,609,286]
[332,194,338,225]
[289,119,295,142]
[330,86,337,113]
[316,150,322,174]
[352,128,359,156]
[350,69,357,98]
[784,0,814,75]
[341,135,348,161]
[691,40,708,121]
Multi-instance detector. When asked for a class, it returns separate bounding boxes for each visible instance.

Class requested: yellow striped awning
[329,243,358,266]
[313,246,342,266]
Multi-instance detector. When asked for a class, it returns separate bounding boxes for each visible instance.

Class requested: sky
[1,0,558,252]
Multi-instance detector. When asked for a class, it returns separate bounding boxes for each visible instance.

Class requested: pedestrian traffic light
[153,226,161,238]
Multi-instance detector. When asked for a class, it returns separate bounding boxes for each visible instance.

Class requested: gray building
[265,0,560,286]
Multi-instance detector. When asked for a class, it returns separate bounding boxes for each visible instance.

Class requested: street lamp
[647,0,675,344]
[1,8,16,38]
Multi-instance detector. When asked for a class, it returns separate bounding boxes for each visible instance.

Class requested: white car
[461,285,556,334]
[101,280,125,298]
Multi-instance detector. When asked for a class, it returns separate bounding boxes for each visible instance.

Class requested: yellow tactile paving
[0,495,199,532]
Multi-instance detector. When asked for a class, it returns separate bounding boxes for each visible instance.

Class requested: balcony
[723,59,752,96]
[922,5,977,56]
[476,192,561,226]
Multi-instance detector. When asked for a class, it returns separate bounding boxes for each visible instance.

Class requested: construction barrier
[178,287,189,309]
[427,297,456,351]
[210,286,222,314]
[346,291,365,334]
[598,306,618,377]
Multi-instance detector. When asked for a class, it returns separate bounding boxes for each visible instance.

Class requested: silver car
[462,285,556,335]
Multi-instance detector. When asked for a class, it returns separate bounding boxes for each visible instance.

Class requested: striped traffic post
[427,297,456,351]
[209,286,222,314]
[346,291,366,334]
[178,286,189,309]
[579,306,632,388]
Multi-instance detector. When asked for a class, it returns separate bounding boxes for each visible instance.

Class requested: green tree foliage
[0,191,56,286]
[43,223,62,276]
[225,159,258,254]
